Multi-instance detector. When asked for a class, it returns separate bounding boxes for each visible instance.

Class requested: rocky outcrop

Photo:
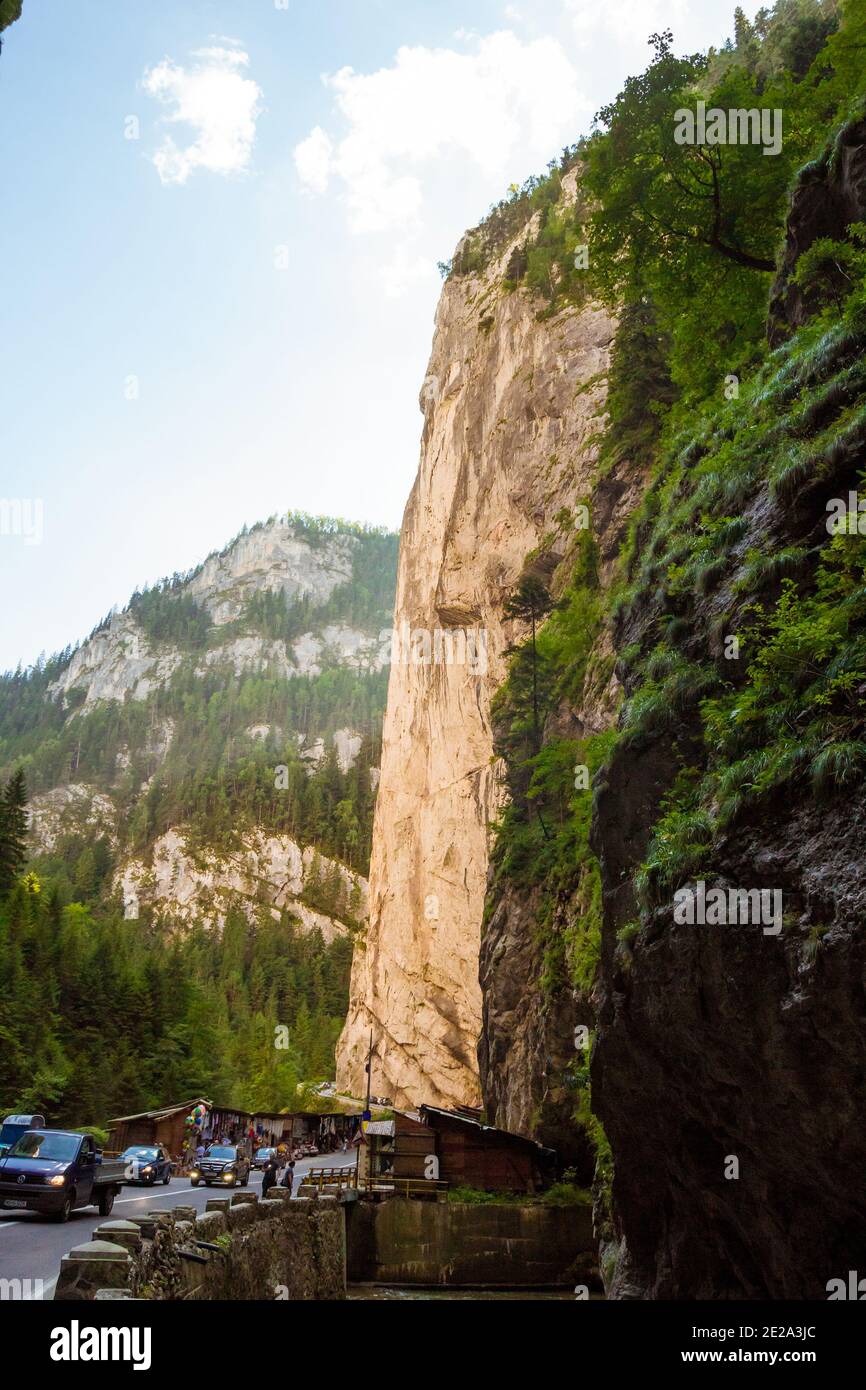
[49,613,184,708]
[118,827,367,938]
[768,114,866,343]
[188,516,356,625]
[337,178,614,1108]
[28,785,119,853]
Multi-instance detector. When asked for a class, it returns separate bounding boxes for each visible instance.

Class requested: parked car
[0,1113,45,1159]
[189,1144,250,1188]
[253,1146,276,1170]
[0,1129,124,1222]
[121,1144,173,1185]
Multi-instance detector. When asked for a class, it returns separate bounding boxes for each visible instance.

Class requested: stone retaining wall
[54,1191,345,1301]
[347,1199,593,1286]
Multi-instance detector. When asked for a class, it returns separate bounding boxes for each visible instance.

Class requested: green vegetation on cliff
[626,274,866,911]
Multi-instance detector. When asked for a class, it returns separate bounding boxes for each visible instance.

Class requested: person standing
[281,1159,296,1197]
[262,1153,280,1198]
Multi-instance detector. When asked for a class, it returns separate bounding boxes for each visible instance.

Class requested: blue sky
[0,0,761,670]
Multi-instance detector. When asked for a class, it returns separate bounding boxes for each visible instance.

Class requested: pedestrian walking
[262,1154,280,1198]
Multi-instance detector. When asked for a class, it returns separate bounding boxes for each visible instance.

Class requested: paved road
[0,1153,356,1299]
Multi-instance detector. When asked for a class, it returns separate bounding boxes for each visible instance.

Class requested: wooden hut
[106,1098,211,1158]
[419,1105,552,1192]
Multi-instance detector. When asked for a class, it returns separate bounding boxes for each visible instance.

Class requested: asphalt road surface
[0,1152,356,1299]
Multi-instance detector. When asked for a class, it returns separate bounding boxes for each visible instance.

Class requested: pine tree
[0,770,28,897]
[504,577,557,754]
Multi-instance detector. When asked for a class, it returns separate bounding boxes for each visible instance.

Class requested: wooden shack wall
[392,1114,435,1179]
[156,1113,188,1156]
[434,1123,536,1191]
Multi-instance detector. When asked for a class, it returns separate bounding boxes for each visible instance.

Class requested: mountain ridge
[0,511,398,938]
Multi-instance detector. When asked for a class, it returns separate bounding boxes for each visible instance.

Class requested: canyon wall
[592,116,866,1298]
[337,177,613,1108]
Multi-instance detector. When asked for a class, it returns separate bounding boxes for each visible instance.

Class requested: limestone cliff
[337,176,613,1107]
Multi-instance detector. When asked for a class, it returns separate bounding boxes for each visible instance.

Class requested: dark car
[121,1144,173,1186]
[189,1144,250,1188]
[0,1130,124,1221]
[253,1146,276,1170]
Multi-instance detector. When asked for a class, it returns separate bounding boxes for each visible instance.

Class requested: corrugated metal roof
[107,1098,211,1125]
[364,1120,396,1137]
[419,1105,547,1150]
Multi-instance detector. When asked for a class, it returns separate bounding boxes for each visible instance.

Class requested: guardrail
[301,1168,449,1200]
[359,1177,450,1198]
[304,1166,359,1192]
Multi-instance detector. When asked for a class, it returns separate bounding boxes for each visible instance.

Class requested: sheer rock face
[337,200,614,1108]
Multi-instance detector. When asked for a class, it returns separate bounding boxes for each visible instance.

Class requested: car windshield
[8,1132,79,1162]
[207,1146,236,1159]
[123,1147,158,1160]
[256,1148,272,1159]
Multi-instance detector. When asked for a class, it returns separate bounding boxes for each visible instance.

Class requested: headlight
[190,1170,201,1179]
[222,1170,235,1181]
[48,1174,67,1187]
[142,1165,153,1173]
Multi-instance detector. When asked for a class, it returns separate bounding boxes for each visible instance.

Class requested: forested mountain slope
[0,513,397,1124]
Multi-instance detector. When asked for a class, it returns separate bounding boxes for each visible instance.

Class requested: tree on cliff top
[0,2,23,35]
[581,7,849,398]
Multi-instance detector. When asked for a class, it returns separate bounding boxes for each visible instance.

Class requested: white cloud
[565,0,689,44]
[380,247,439,300]
[143,44,263,186]
[294,30,588,234]
[294,126,334,195]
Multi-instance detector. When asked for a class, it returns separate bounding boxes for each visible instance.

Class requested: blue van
[0,1114,45,1159]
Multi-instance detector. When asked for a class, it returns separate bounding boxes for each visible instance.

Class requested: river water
[348,1285,574,1300]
